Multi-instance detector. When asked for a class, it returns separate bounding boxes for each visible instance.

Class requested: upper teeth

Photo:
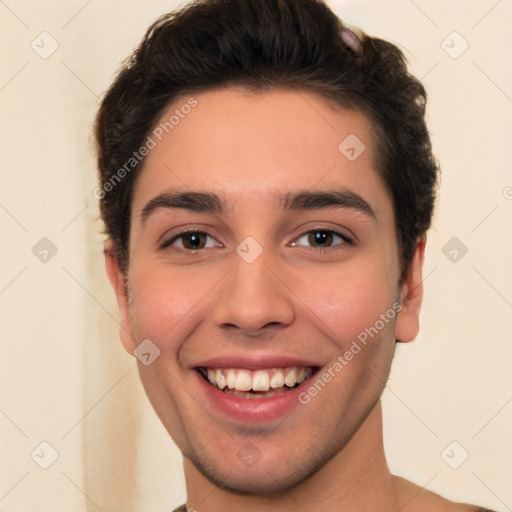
[203,367,313,392]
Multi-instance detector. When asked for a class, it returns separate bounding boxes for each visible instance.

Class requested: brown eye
[181,232,208,250]
[161,230,219,251]
[308,230,334,248]
[291,229,351,249]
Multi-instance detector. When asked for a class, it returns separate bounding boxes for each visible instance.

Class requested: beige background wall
[1,1,510,511]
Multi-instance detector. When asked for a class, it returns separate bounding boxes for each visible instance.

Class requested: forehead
[132,87,388,216]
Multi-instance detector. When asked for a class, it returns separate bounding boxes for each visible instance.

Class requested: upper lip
[194,353,322,370]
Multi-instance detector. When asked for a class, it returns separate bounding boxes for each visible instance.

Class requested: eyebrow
[139,188,376,222]
[280,189,376,218]
[140,191,226,221]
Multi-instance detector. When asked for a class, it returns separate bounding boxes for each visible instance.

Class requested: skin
[105,88,489,511]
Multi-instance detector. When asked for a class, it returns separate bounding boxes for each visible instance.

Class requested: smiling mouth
[197,366,316,399]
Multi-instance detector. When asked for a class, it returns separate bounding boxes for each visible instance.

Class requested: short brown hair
[94,0,439,280]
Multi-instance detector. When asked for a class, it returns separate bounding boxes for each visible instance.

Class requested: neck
[183,400,398,512]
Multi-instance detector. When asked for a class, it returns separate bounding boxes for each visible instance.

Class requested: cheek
[127,263,214,347]
[293,258,397,345]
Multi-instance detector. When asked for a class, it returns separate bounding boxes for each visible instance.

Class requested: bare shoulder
[392,475,497,512]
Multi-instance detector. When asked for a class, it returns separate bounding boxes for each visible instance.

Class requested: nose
[212,251,295,335]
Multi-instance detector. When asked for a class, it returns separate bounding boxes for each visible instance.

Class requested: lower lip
[194,371,313,423]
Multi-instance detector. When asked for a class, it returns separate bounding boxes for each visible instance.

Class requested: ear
[104,239,137,355]
[395,236,426,343]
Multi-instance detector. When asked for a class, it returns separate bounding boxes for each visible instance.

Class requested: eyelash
[291,229,353,253]
[160,228,353,253]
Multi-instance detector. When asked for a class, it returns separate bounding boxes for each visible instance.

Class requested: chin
[186,442,328,497]
[197,463,308,496]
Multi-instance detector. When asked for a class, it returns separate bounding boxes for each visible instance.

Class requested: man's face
[106,88,423,493]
